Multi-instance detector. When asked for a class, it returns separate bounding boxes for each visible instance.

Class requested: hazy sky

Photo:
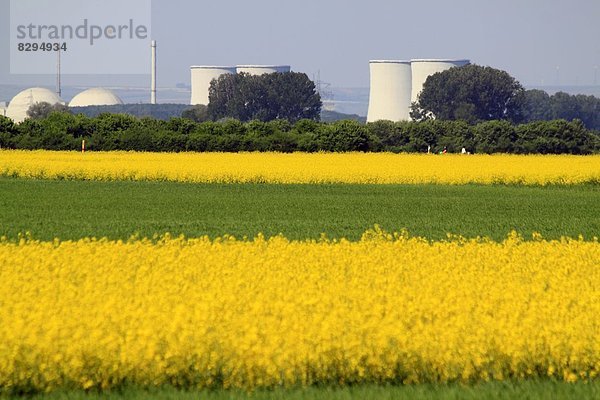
[1,0,599,88]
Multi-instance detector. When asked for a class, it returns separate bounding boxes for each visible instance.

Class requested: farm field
[2,381,600,400]
[1,151,599,185]
[0,178,598,241]
[1,151,599,398]
[1,233,599,393]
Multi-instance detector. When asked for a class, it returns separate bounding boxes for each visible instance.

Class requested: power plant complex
[367,59,470,123]
[5,88,65,123]
[190,65,291,105]
[4,87,123,123]
[0,36,470,125]
[367,60,412,122]
[69,88,124,108]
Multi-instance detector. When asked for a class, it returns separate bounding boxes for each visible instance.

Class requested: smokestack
[56,48,62,98]
[151,40,157,104]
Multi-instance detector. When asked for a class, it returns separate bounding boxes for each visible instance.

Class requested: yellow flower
[0,150,598,185]
[0,231,598,391]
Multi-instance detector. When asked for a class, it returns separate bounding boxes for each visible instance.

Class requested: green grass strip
[4,381,600,400]
[0,178,598,241]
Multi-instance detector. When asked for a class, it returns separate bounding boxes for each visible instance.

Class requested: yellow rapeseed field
[0,229,599,392]
[0,150,599,185]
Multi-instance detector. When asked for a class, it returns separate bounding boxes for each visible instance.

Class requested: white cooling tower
[69,88,124,107]
[367,60,412,122]
[236,65,291,75]
[411,59,470,103]
[190,66,236,105]
[6,87,64,123]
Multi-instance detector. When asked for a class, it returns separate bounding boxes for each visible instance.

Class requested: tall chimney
[56,48,62,98]
[151,40,157,104]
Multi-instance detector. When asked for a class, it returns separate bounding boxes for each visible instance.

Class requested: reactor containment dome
[367,60,412,123]
[6,87,64,123]
[190,66,236,106]
[236,65,291,75]
[410,59,470,103]
[69,88,124,107]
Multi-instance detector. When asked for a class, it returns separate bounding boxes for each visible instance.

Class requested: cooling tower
[411,59,470,103]
[69,88,124,107]
[367,60,412,122]
[6,87,64,123]
[236,65,291,75]
[190,66,237,105]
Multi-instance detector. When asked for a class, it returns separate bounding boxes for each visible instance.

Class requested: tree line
[412,64,600,130]
[0,113,597,154]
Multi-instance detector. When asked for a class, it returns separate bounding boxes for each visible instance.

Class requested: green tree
[316,120,376,152]
[521,90,600,130]
[208,72,321,122]
[411,64,525,123]
[181,104,210,122]
[473,120,517,153]
[574,94,600,130]
[26,102,71,120]
[522,89,553,121]
[514,119,595,154]
[0,115,16,148]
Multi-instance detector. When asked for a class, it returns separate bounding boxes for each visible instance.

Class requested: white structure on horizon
[410,59,470,103]
[367,60,412,122]
[367,58,470,122]
[69,88,124,107]
[0,102,6,117]
[6,87,65,123]
[190,66,236,105]
[236,65,291,75]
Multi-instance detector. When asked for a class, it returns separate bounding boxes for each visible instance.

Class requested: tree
[411,64,525,123]
[207,72,321,122]
[514,119,595,154]
[473,120,517,153]
[521,90,600,130]
[522,89,553,121]
[181,104,210,122]
[0,115,16,148]
[27,102,71,120]
[574,94,600,130]
[316,120,376,152]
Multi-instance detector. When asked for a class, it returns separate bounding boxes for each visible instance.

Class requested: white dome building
[69,88,123,107]
[6,88,64,123]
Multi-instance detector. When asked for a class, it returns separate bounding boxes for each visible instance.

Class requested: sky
[1,0,599,89]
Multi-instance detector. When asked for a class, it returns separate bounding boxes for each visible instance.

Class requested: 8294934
[17,42,67,52]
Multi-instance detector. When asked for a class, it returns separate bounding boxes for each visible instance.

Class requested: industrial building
[190,66,236,105]
[6,88,64,123]
[190,65,292,106]
[69,88,124,107]
[367,61,412,123]
[236,65,291,76]
[367,59,470,123]
[410,59,470,103]
[0,102,6,117]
